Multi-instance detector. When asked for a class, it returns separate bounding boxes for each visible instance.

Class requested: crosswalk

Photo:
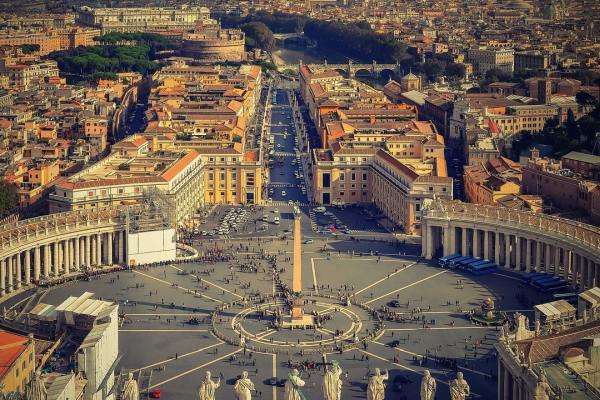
[274,151,296,157]
[269,183,299,188]
[269,201,309,207]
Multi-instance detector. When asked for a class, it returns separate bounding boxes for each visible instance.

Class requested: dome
[504,0,532,9]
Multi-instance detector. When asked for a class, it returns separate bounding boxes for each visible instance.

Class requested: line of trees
[303,20,406,63]
[48,44,161,83]
[219,11,307,34]
[511,93,600,158]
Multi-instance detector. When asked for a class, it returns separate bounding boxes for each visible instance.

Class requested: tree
[576,91,598,107]
[0,182,18,219]
[240,22,275,52]
[565,109,580,141]
[18,44,40,54]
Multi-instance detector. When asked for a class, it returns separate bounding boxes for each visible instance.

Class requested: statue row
[119,365,471,400]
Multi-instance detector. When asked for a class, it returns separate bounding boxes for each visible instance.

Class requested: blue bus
[470,261,497,275]
[551,292,578,304]
[449,256,472,268]
[467,259,491,268]
[533,276,563,289]
[457,257,480,269]
[439,254,462,268]
[523,272,548,283]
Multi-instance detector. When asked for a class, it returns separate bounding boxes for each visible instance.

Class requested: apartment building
[464,157,521,205]
[312,131,452,234]
[50,146,204,226]
[467,46,515,76]
[0,331,36,395]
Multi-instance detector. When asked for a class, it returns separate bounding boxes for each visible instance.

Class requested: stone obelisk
[291,203,303,321]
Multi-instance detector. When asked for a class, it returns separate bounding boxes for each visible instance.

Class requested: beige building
[312,130,452,234]
[50,146,204,226]
[468,46,515,76]
[76,6,210,34]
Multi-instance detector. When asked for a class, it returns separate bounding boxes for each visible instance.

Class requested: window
[351,173,356,181]
[340,173,345,181]
[362,173,367,181]
[416,204,421,212]
[429,187,433,191]
[88,191,94,197]
[351,191,356,196]
[118,188,124,194]
[339,191,344,196]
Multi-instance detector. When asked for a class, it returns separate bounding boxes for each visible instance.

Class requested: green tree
[565,109,580,141]
[0,182,19,219]
[18,44,40,54]
[241,22,275,52]
[576,91,598,107]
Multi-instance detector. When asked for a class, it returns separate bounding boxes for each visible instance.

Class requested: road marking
[149,348,243,389]
[373,341,492,378]
[311,258,319,294]
[133,270,223,304]
[272,353,277,400]
[130,342,223,373]
[120,329,209,333]
[124,313,208,317]
[364,270,448,305]
[355,263,416,295]
[492,273,523,281]
[384,326,491,331]
[169,265,243,299]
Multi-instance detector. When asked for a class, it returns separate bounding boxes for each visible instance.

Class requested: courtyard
[38,231,543,400]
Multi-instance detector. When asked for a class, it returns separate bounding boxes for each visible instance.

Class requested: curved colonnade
[0,208,129,298]
[422,200,600,289]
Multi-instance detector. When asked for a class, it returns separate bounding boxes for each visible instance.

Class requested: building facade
[76,6,210,34]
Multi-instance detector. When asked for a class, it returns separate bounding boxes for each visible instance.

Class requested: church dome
[504,0,532,9]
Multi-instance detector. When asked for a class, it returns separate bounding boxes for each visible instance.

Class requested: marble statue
[234,371,255,400]
[533,373,552,400]
[284,369,305,400]
[366,368,388,400]
[26,371,47,400]
[420,370,436,400]
[122,372,139,400]
[449,372,470,400]
[323,360,342,400]
[198,371,221,400]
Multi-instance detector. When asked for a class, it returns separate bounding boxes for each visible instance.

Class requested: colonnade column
[90,236,96,267]
[581,258,588,289]
[442,227,451,256]
[563,248,570,281]
[107,232,113,265]
[74,237,79,271]
[53,241,59,276]
[525,238,532,273]
[494,232,501,265]
[15,252,21,289]
[63,240,70,275]
[44,244,50,277]
[24,250,30,285]
[473,229,479,258]
[544,243,551,273]
[96,233,102,266]
[504,234,511,269]
[461,227,467,255]
[85,235,91,268]
[0,259,5,296]
[534,241,541,272]
[7,256,13,293]
[515,236,521,271]
[449,226,456,255]
[118,230,125,265]
[34,247,40,282]
[483,230,490,260]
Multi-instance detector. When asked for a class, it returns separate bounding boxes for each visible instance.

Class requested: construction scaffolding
[124,188,176,234]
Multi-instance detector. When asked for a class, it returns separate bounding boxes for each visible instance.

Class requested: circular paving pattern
[214,295,380,353]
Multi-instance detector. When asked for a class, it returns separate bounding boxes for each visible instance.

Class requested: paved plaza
[38,229,544,400]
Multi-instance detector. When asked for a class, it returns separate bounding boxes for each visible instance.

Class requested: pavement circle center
[214,295,379,353]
